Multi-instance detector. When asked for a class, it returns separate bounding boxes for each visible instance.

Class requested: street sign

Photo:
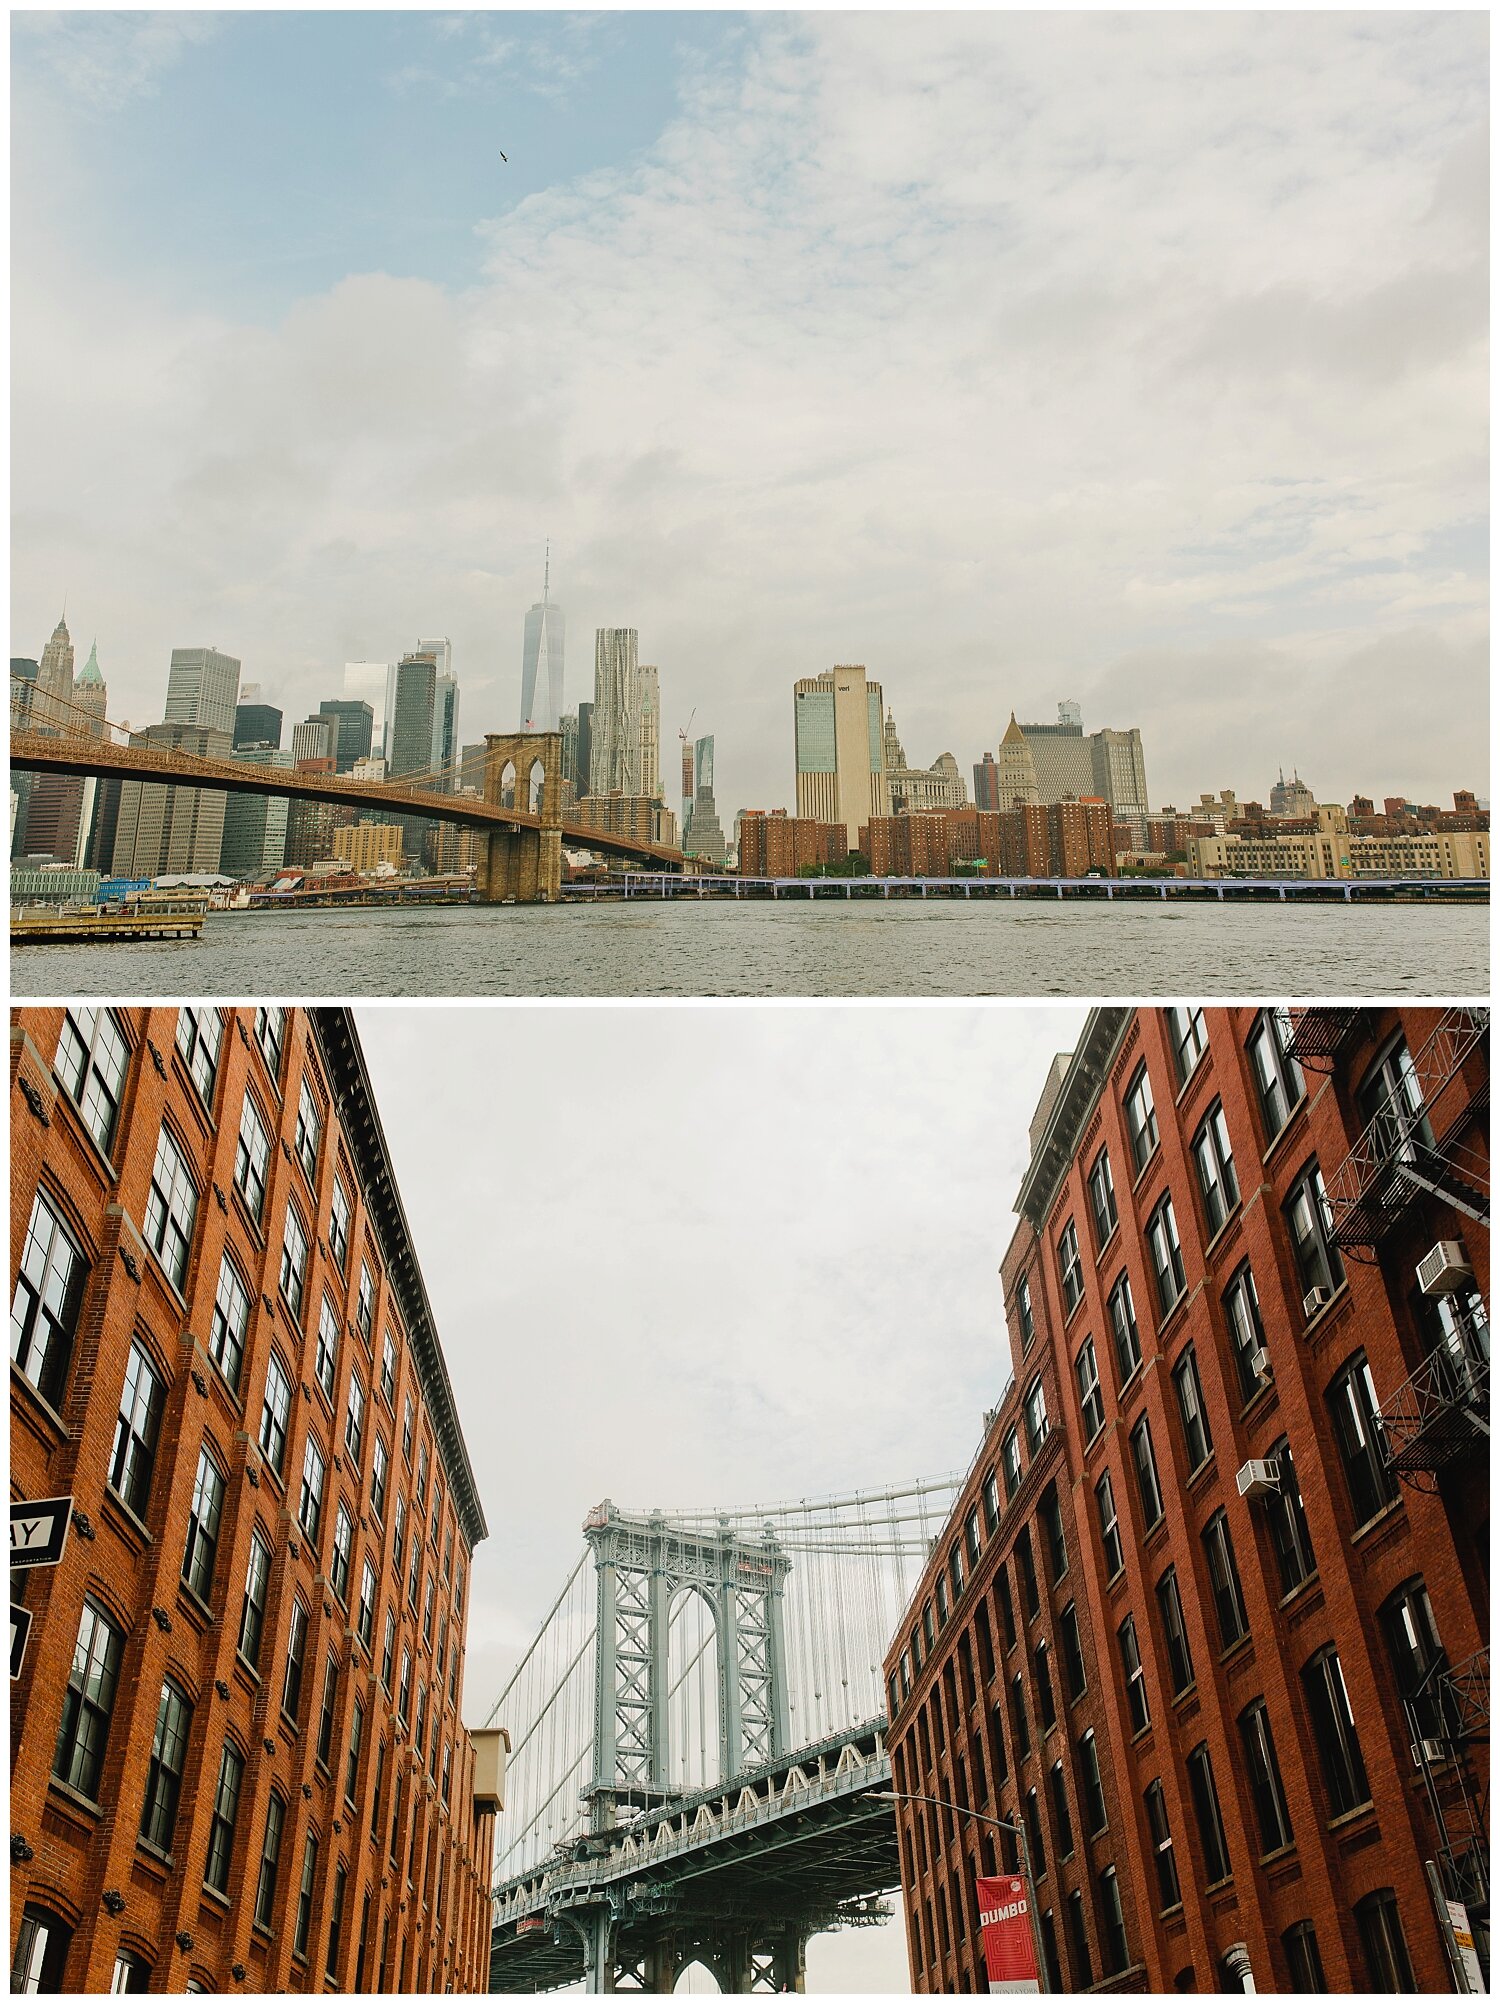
[978,1875,1040,1994]
[11,1605,32,1680]
[10,1496,72,1570]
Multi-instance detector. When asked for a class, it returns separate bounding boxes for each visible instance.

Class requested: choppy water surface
[12,899,1486,998]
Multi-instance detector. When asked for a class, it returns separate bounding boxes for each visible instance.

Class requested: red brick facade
[885,1006,1488,1993]
[11,1006,498,1993]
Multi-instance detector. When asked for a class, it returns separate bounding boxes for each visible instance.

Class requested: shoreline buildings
[883,1005,1488,1994]
[11,1005,505,1993]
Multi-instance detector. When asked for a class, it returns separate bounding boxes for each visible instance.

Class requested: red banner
[977,1874,1039,1993]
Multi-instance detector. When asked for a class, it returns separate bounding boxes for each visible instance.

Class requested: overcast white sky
[12,11,1488,818]
[356,1000,1087,1990]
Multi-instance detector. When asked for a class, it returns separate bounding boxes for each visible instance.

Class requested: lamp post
[872,1788,1049,1993]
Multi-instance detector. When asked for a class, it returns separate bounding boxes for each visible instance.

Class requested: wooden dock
[11,906,205,944]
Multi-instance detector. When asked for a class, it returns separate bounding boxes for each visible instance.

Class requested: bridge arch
[665,1580,725,1792]
[498,758,516,808]
[527,756,546,816]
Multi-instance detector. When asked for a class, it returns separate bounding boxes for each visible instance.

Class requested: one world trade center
[519,547,565,732]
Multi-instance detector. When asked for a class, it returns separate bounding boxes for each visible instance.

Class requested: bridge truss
[487,1478,961,1992]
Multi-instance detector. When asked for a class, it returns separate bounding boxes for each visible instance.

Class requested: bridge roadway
[10,730,689,873]
[489,1721,897,1993]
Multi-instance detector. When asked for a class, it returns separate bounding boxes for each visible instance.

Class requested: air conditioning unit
[1303,1286,1332,1317]
[1247,1345,1272,1380]
[1411,1737,1448,1769]
[1417,1241,1474,1296]
[1237,1459,1281,1501]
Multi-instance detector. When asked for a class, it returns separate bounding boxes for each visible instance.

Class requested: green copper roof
[76,641,103,686]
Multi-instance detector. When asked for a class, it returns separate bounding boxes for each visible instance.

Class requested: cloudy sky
[355,999,1087,1989]
[13,11,1488,820]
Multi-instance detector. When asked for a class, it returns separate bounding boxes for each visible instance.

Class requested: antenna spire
[543,541,550,603]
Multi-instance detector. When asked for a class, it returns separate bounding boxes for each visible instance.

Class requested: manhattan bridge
[485,1479,962,1993]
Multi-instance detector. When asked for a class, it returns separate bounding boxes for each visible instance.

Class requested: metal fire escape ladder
[1375,1297,1490,1483]
[1408,1647,1490,1952]
[1325,1007,1490,1249]
[1288,1007,1368,1071]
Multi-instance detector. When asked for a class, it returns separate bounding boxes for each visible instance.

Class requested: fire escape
[1408,1647,1490,1981]
[1287,1007,1368,1073]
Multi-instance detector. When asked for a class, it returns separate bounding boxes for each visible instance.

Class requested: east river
[11,899,1487,999]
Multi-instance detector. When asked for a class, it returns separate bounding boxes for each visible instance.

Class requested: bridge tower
[476,731,564,902]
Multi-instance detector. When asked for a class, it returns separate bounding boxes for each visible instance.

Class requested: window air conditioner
[1411,1738,1448,1769]
[1247,1346,1272,1380]
[1236,1459,1281,1501]
[1417,1241,1475,1297]
[1303,1286,1332,1317]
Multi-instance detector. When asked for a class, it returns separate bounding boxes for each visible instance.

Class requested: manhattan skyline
[13,12,1488,817]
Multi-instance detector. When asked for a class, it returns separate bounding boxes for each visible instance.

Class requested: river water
[11,899,1487,999]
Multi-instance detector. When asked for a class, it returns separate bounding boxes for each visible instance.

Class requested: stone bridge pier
[476,731,563,903]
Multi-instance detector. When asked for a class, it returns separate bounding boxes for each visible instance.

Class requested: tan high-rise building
[33,616,75,732]
[332,820,405,873]
[793,665,889,848]
[110,724,232,877]
[996,712,1040,808]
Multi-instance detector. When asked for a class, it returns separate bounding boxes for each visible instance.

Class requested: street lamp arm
[870,1788,1048,1993]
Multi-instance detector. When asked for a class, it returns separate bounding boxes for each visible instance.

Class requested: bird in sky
[499,150,508,163]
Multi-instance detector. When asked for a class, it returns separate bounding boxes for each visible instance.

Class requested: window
[1039,1484,1067,1582]
[1222,1262,1268,1404]
[1130,1414,1164,1527]
[358,1558,378,1650]
[1286,1164,1344,1307]
[331,1501,354,1603]
[399,1649,412,1725]
[1171,1345,1213,1470]
[1192,1101,1240,1236]
[144,1126,197,1289]
[416,1436,429,1507]
[12,1187,88,1408]
[1355,1890,1416,1994]
[1358,1039,1431,1166]
[254,1792,285,1930]
[234,1093,271,1221]
[1380,1579,1448,1738]
[182,1448,225,1599]
[56,1006,130,1155]
[402,1393,415,1463]
[294,1833,319,1959]
[948,1541,965,1599]
[1089,1147,1118,1246]
[1108,1272,1141,1382]
[1058,1220,1084,1313]
[171,1006,224,1106]
[110,1951,151,1993]
[1014,1274,1036,1352]
[1125,1063,1159,1172]
[11,1907,74,1995]
[1156,1567,1195,1695]
[1168,1005,1208,1082]
[392,1494,406,1573]
[442,1741,452,1807]
[1239,1698,1294,1853]
[1144,1778,1181,1910]
[356,1263,375,1342]
[345,1373,365,1467]
[254,1005,285,1078]
[995,1567,1015,1647]
[1202,1509,1249,1647]
[1001,1427,1023,1498]
[1265,1436,1317,1594]
[1095,1470,1124,1577]
[239,1529,272,1666]
[381,1608,396,1692]
[1327,1351,1396,1525]
[329,1177,352,1273]
[1075,1338,1105,1439]
[1282,1922,1327,1993]
[1098,1866,1129,1976]
[1248,1006,1304,1139]
[1066,1889,1093,1990]
[259,1350,292,1474]
[1017,1527,1040,1619]
[982,1470,1001,1534]
[1146,1195,1186,1317]
[326,1861,348,1979]
[299,1434,326,1545]
[53,1598,123,1799]
[313,1295,339,1402]
[1034,1640,1056,1731]
[965,1506,982,1569]
[381,1327,398,1404]
[140,1680,192,1852]
[280,1202,309,1321]
[1187,1741,1231,1882]
[1302,1647,1370,1817]
[1119,1614,1150,1732]
[208,1254,251,1394]
[1010,1671,1031,1758]
[1024,1374,1049,1453]
[346,1695,365,1804]
[1024,1786,1046,1877]
[109,1338,164,1515]
[1059,1602,1087,1700]
[317,1657,339,1767]
[283,1599,309,1720]
[1077,1730,1107,1834]
[204,1741,245,1893]
[295,1077,321,1182]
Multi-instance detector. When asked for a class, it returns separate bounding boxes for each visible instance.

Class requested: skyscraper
[681,733,728,865]
[109,724,232,876]
[636,663,660,799]
[317,698,374,772]
[164,646,240,733]
[575,701,594,801]
[996,712,1040,808]
[519,548,566,732]
[290,717,334,764]
[388,651,438,779]
[793,665,889,848]
[220,746,294,876]
[432,670,460,789]
[233,700,283,750]
[72,642,107,732]
[590,629,639,795]
[1090,726,1149,840]
[33,616,75,732]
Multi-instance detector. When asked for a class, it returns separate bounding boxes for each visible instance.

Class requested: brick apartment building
[885,1006,1487,1992]
[10,1005,504,1993]
[860,801,1117,880]
[736,810,849,877]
